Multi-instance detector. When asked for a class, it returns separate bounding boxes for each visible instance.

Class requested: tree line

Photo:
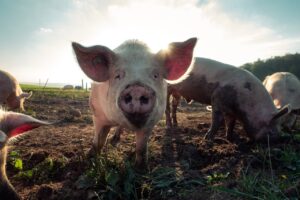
[241,53,300,81]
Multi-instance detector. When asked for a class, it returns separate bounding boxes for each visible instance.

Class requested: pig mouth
[118,82,156,128]
[122,112,150,128]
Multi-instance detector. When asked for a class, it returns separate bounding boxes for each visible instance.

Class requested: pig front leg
[92,116,111,154]
[165,91,172,128]
[225,116,236,141]
[135,129,151,169]
[204,106,224,140]
[171,93,181,127]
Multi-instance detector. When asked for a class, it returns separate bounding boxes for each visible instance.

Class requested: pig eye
[153,72,159,79]
[114,70,125,80]
[115,74,121,80]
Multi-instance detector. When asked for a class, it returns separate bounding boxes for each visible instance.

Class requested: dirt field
[6,89,300,200]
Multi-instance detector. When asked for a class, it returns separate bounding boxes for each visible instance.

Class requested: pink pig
[165,57,290,142]
[72,38,197,168]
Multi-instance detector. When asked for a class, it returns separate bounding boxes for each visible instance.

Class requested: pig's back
[171,57,266,105]
[191,57,261,85]
[194,58,276,119]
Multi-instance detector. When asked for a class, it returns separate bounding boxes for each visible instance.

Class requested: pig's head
[252,104,291,142]
[7,89,32,112]
[0,109,49,149]
[72,38,197,129]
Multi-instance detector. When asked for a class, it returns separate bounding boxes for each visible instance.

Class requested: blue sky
[215,0,300,38]
[0,0,300,85]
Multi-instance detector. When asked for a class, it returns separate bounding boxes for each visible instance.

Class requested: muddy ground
[6,92,300,200]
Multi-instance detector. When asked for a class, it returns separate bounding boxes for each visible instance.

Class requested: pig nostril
[124,95,132,104]
[140,96,149,104]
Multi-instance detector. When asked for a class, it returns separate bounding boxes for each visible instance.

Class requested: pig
[263,72,300,130]
[165,86,192,128]
[0,109,50,200]
[0,70,32,111]
[72,38,197,168]
[165,57,290,142]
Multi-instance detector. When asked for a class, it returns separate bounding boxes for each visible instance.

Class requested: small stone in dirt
[167,189,175,196]
[69,108,82,118]
[87,190,99,200]
[64,172,73,179]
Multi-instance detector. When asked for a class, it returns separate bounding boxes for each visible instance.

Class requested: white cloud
[9,0,300,84]
[39,27,53,33]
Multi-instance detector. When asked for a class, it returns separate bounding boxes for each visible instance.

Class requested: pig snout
[119,84,155,128]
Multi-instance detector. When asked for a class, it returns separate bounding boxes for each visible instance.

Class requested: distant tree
[241,53,300,80]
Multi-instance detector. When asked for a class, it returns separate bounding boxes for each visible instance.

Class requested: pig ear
[72,42,116,82]
[19,91,32,99]
[2,112,50,138]
[158,38,197,81]
[271,104,291,122]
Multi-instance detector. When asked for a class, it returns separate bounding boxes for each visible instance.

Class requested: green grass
[9,151,23,171]
[14,156,68,184]
[213,137,300,200]
[8,150,69,184]
[75,152,138,200]
[77,134,300,200]
[75,148,206,200]
[21,84,89,100]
